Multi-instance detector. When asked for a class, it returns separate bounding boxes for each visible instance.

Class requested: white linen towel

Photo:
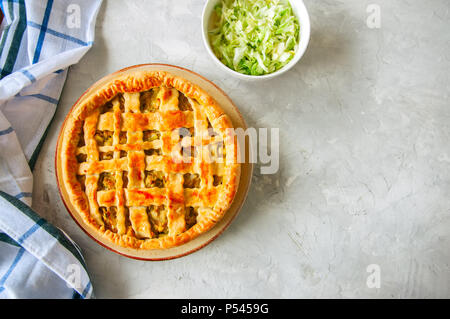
[0,0,102,298]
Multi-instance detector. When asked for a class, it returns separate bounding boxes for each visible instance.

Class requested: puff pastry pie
[60,70,240,249]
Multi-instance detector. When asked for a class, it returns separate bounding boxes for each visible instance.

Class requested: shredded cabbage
[209,0,300,76]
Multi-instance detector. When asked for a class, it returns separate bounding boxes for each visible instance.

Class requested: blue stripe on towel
[17,218,46,244]
[32,0,54,64]
[0,247,25,287]
[27,21,93,47]
[0,127,14,136]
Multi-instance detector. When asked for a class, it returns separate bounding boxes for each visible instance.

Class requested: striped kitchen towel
[0,0,102,298]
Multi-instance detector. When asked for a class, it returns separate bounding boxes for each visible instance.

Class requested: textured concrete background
[32,0,450,298]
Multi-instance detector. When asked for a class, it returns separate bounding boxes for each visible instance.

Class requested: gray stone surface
[32,0,450,298]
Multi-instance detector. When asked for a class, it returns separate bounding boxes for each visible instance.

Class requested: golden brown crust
[60,70,240,250]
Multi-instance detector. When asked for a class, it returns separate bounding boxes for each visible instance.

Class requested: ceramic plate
[55,64,252,260]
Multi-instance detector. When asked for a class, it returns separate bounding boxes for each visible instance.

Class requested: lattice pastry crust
[60,70,240,249]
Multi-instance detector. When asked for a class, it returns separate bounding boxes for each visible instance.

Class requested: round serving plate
[55,64,252,261]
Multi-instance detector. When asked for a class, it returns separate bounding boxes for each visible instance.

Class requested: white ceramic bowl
[202,0,311,81]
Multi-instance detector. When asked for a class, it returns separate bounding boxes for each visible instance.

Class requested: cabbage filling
[209,0,300,75]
